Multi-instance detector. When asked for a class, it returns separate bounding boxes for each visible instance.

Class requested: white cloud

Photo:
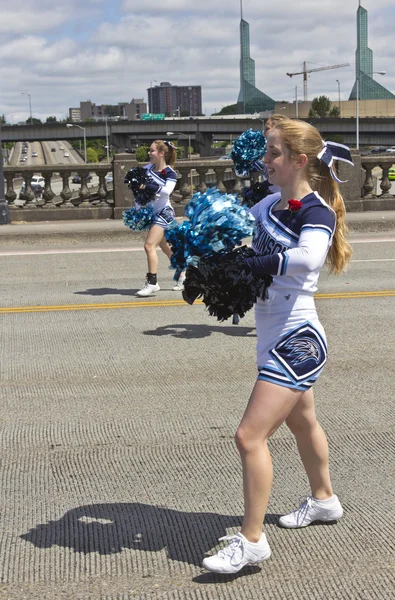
[0,0,394,121]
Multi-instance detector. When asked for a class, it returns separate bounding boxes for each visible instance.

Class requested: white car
[385,146,395,153]
[31,176,45,188]
[105,173,113,184]
[64,152,70,157]
[32,151,38,157]
[19,176,45,199]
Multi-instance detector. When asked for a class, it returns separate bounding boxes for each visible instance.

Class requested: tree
[86,147,98,163]
[135,145,149,162]
[0,114,5,125]
[46,116,58,123]
[26,117,42,125]
[308,96,341,118]
[324,133,344,144]
[329,105,340,117]
[308,95,332,118]
[104,105,120,118]
[216,104,238,115]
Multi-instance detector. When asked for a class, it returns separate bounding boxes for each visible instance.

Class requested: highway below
[7,140,112,198]
[0,230,393,598]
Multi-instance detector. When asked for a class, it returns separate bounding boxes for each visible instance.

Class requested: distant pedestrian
[135,140,185,297]
[202,118,353,574]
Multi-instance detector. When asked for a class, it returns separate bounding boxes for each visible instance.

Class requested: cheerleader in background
[136,140,185,297]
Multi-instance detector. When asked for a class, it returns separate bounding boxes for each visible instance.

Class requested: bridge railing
[3,153,395,222]
[4,163,114,221]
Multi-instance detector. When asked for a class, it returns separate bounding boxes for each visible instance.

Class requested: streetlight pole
[66,123,87,163]
[105,119,110,163]
[336,80,341,117]
[356,71,385,150]
[21,92,32,126]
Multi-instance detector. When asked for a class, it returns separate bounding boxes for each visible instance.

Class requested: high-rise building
[237,0,274,113]
[349,2,394,101]
[148,82,202,116]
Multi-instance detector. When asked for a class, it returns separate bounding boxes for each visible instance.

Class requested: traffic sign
[141,113,165,121]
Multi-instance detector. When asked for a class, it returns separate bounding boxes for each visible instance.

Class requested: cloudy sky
[0,0,394,123]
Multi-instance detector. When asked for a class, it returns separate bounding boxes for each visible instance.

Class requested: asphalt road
[0,232,394,599]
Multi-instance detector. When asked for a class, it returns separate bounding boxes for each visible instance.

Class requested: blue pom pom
[231,129,267,177]
[123,205,154,231]
[165,187,256,275]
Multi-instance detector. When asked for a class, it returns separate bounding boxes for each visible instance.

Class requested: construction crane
[287,62,350,101]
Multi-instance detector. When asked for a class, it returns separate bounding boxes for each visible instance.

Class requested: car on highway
[51,148,56,152]
[71,174,93,184]
[19,176,45,198]
[388,167,395,181]
[371,146,387,154]
[385,146,395,153]
[60,146,64,151]
[64,152,70,157]
[105,173,113,184]
[32,151,38,157]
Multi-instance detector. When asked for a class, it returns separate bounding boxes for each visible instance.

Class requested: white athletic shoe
[172,273,185,291]
[279,495,343,529]
[136,282,160,297]
[172,280,185,291]
[202,532,271,574]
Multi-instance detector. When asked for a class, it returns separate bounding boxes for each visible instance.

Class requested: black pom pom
[182,245,272,323]
[124,167,156,205]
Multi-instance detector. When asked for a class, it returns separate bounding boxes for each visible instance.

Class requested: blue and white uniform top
[138,164,177,214]
[247,191,336,296]
[246,191,336,391]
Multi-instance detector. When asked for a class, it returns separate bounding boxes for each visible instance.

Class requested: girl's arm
[244,228,332,276]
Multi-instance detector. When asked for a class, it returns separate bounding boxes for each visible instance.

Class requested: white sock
[312,495,336,505]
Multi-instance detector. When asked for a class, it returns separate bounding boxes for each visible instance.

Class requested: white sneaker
[279,495,343,529]
[202,532,271,574]
[172,280,185,291]
[172,273,185,291]
[136,282,160,297]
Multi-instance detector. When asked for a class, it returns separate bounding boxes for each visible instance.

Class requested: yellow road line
[0,290,394,314]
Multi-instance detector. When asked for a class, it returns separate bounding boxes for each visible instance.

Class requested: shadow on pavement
[143,323,256,339]
[20,503,280,568]
[74,288,138,296]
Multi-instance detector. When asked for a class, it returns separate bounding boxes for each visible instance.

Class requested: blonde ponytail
[274,120,353,274]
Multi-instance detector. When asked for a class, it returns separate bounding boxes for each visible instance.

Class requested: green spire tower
[237,1,274,113]
[349,2,394,100]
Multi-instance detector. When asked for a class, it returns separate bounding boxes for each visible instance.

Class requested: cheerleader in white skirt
[203,119,353,575]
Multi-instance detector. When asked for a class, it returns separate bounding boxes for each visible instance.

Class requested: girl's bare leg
[235,380,303,542]
[144,225,166,274]
[158,236,172,261]
[285,388,333,499]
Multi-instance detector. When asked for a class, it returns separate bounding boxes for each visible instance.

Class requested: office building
[148,82,202,116]
[75,99,147,121]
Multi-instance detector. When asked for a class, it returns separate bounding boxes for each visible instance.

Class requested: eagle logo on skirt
[282,337,321,365]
